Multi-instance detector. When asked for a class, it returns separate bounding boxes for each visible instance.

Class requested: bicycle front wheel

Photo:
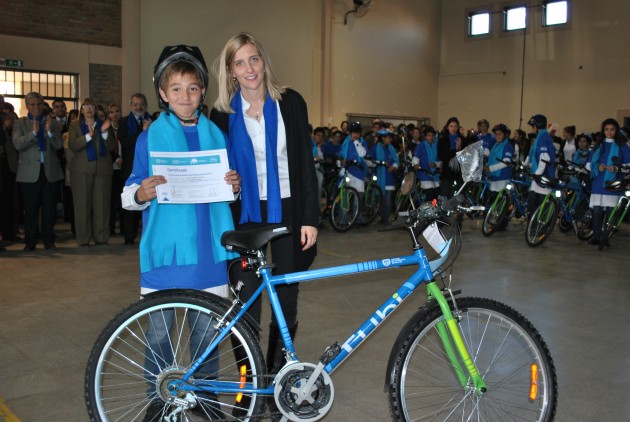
[525,198,558,247]
[85,290,266,421]
[362,183,383,225]
[388,297,557,422]
[329,186,360,232]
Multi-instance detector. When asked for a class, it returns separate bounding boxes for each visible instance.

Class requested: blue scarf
[449,133,459,150]
[140,111,237,272]
[590,140,621,188]
[127,112,151,137]
[27,113,47,152]
[374,142,400,191]
[488,141,507,179]
[81,119,107,161]
[227,91,281,224]
[422,141,439,181]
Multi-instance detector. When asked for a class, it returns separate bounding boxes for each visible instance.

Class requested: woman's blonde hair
[212,32,286,113]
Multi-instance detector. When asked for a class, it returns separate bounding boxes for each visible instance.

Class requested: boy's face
[578,138,588,149]
[350,131,361,140]
[425,132,435,143]
[159,72,205,121]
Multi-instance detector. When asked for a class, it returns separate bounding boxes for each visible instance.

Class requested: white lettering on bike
[341,295,403,353]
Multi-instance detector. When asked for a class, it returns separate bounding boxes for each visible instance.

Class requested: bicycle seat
[221,225,292,253]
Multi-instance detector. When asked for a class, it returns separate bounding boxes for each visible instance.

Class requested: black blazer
[210,88,318,270]
[119,114,143,180]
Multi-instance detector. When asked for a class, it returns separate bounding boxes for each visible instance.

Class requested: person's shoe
[3,235,22,242]
[124,239,135,245]
[143,400,168,422]
[587,238,599,245]
[23,244,36,252]
[44,243,56,250]
[601,239,610,247]
[95,241,109,246]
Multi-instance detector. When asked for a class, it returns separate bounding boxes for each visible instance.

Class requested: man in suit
[13,92,64,251]
[118,93,152,245]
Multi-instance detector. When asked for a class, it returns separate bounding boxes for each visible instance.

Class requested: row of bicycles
[320,151,630,250]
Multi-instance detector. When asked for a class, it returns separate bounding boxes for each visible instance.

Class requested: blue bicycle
[85,143,557,422]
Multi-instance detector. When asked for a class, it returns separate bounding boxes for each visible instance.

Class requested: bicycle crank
[274,362,334,421]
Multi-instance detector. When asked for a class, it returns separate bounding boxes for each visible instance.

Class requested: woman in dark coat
[210,32,319,381]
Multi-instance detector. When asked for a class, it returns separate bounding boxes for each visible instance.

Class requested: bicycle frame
[173,239,487,398]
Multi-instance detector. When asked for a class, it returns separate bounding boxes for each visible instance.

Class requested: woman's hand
[300,226,318,251]
[224,170,241,193]
[101,118,111,133]
[137,175,167,203]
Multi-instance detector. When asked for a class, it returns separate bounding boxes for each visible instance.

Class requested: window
[0,68,78,116]
[504,6,527,31]
[543,1,568,26]
[468,11,490,36]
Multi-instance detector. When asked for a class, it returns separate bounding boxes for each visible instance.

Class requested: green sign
[0,59,24,68]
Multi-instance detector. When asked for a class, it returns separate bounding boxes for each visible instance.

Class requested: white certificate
[150,149,233,204]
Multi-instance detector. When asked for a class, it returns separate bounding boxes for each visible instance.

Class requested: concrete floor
[0,216,629,421]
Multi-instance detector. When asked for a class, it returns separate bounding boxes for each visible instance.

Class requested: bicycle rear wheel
[85,290,266,421]
[329,186,360,232]
[388,297,557,422]
[482,192,508,237]
[525,198,558,247]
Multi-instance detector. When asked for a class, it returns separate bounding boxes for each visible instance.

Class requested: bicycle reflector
[235,364,247,403]
[529,363,539,402]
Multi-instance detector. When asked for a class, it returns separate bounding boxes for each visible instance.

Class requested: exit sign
[0,58,24,68]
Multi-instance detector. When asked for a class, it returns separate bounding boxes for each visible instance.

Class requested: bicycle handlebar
[399,194,465,221]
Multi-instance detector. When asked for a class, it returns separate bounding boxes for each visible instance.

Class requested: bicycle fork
[426,282,487,395]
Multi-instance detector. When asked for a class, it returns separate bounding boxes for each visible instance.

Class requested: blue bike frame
[174,247,444,396]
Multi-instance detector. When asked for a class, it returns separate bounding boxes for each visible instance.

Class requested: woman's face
[81,103,95,120]
[448,121,459,135]
[231,42,265,93]
[108,106,120,122]
[604,124,616,139]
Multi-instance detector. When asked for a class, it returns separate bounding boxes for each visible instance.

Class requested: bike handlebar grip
[443,194,465,212]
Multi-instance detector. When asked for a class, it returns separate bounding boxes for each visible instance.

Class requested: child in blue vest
[587,118,630,246]
[120,45,241,419]
[412,126,440,201]
[524,114,556,217]
[485,124,514,192]
[369,128,400,223]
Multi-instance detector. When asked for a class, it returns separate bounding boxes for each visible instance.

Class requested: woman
[210,32,319,377]
[587,118,630,246]
[68,98,115,246]
[559,125,577,166]
[511,128,529,164]
[437,117,466,198]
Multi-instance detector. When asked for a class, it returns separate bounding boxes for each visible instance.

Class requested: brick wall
[0,0,121,47]
[89,64,122,110]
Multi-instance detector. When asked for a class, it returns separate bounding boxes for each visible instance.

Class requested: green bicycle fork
[427,282,488,395]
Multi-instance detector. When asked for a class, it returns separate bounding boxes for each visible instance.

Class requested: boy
[121,45,241,420]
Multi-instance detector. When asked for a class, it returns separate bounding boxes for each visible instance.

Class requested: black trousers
[122,208,140,242]
[20,165,59,247]
[0,162,17,238]
[230,198,299,330]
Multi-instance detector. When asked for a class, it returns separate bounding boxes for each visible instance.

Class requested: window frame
[503,4,528,32]
[468,10,492,37]
[542,0,569,27]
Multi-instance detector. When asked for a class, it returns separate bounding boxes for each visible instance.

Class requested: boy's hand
[137,175,167,203]
[224,170,241,192]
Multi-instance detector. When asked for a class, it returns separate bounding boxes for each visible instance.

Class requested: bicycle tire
[85,290,266,421]
[362,183,383,225]
[481,192,507,237]
[557,210,572,232]
[329,186,360,232]
[388,297,557,422]
[574,198,594,240]
[525,198,558,247]
[598,199,627,250]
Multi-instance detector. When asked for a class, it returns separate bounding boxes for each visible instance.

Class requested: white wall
[438,0,630,132]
